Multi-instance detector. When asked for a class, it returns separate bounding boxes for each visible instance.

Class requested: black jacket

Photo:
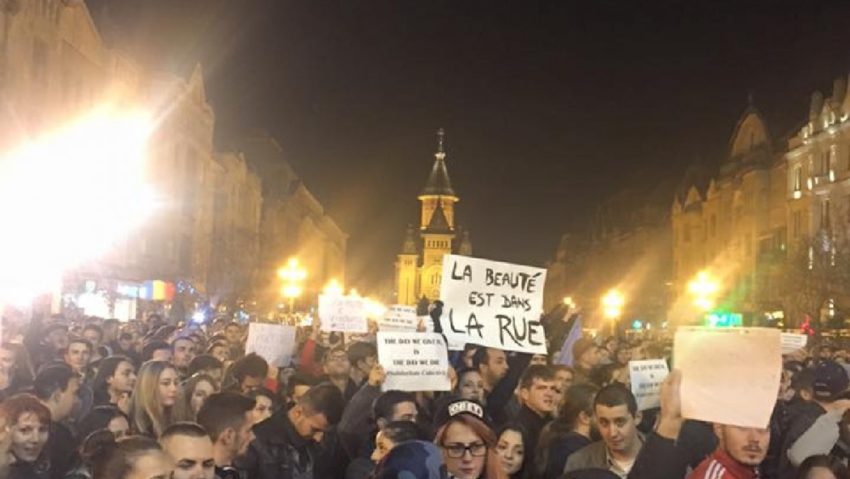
[239,409,319,479]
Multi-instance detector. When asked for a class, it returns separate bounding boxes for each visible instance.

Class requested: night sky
[89,0,850,292]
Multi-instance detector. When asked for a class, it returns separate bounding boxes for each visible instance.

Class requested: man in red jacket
[688,423,769,479]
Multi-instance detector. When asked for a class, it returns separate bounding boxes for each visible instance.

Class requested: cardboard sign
[629,359,669,410]
[377,332,451,392]
[781,333,808,354]
[319,295,367,333]
[379,305,418,332]
[245,323,296,367]
[674,327,781,428]
[439,254,547,354]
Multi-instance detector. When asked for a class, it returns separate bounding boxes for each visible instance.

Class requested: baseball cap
[433,399,487,431]
[812,360,849,401]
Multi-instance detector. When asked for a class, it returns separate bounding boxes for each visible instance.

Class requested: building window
[822,199,831,229]
[793,166,802,192]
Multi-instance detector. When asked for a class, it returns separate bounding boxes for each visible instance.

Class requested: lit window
[793,166,802,192]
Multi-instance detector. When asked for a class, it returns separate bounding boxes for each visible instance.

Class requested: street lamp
[688,271,718,312]
[563,296,576,308]
[602,289,625,336]
[278,257,307,313]
[323,279,343,296]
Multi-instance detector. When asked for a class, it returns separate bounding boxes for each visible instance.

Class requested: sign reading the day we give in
[629,359,669,411]
[319,294,367,333]
[377,332,451,392]
[379,305,418,332]
[439,254,547,354]
[245,323,297,367]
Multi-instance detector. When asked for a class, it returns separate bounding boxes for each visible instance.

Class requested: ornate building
[395,129,472,305]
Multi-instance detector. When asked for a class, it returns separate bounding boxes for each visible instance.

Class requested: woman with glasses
[171,373,218,422]
[129,361,179,438]
[433,399,506,479]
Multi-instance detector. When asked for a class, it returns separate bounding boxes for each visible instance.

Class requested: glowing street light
[323,279,343,296]
[688,271,718,312]
[602,289,625,320]
[364,298,387,318]
[563,296,576,308]
[278,257,307,313]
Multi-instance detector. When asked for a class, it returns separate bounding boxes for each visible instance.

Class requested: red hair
[434,414,506,479]
[0,393,51,426]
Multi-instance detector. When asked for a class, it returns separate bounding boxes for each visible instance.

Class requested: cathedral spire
[436,127,445,157]
[420,128,456,197]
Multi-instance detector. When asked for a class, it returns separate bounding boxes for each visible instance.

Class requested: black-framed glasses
[442,442,487,458]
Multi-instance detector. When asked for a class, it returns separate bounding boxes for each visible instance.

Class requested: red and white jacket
[687,448,760,479]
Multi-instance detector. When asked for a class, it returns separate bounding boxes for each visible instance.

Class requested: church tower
[395,129,466,305]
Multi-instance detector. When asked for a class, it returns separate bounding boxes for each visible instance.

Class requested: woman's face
[459,371,485,404]
[495,429,524,476]
[109,361,137,394]
[190,380,216,415]
[126,449,173,479]
[252,396,273,425]
[441,421,487,479]
[10,412,48,463]
[210,345,229,364]
[158,367,180,408]
[108,415,130,440]
[370,430,395,464]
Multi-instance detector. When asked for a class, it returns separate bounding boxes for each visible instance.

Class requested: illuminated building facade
[395,129,472,306]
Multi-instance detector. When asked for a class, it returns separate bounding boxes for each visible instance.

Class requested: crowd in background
[0,303,848,479]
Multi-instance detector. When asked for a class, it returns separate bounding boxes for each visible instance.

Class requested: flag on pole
[555,314,582,366]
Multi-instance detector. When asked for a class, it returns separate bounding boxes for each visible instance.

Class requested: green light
[705,311,742,328]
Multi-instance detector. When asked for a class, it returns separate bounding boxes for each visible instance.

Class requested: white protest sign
[674,327,781,428]
[781,333,807,354]
[629,359,669,410]
[319,294,367,333]
[377,332,451,392]
[245,323,296,367]
[439,254,547,354]
[379,305,418,332]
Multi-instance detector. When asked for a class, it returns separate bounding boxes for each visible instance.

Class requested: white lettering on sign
[439,254,547,354]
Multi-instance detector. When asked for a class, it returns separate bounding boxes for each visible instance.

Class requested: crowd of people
[0,304,848,479]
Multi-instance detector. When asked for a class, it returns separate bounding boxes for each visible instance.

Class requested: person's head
[434,400,503,479]
[713,423,769,467]
[373,390,418,429]
[224,323,241,344]
[457,368,486,404]
[142,340,172,363]
[206,342,230,364]
[573,338,601,370]
[615,347,631,366]
[65,337,93,372]
[593,384,641,456]
[79,405,130,443]
[0,393,50,463]
[90,434,173,479]
[174,374,218,421]
[197,392,256,464]
[171,337,196,370]
[118,332,134,352]
[93,356,137,404]
[371,420,428,463]
[288,383,345,442]
[558,383,599,436]
[553,365,574,391]
[348,341,378,377]
[495,423,527,478]
[820,345,836,361]
[247,387,277,425]
[83,324,105,350]
[322,345,351,379]
[285,372,319,405]
[797,454,850,479]
[812,360,849,404]
[0,342,34,383]
[518,365,557,416]
[474,348,509,389]
[230,353,268,394]
[373,440,448,479]
[44,323,69,351]
[160,422,215,479]
[131,361,180,437]
[187,355,224,383]
[530,354,548,366]
[34,363,80,422]
[102,319,120,343]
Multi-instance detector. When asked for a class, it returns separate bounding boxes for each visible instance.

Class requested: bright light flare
[364,298,386,318]
[281,284,302,299]
[602,289,625,319]
[0,108,157,305]
[323,279,343,296]
[278,257,307,281]
[688,271,719,312]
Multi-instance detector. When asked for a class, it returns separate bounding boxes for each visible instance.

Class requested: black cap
[813,360,849,401]
[433,399,486,431]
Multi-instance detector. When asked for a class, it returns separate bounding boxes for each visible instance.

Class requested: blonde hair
[434,414,506,479]
[129,361,176,438]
